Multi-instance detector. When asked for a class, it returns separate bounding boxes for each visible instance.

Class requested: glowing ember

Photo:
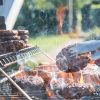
[50,73,59,90]
[58,83,95,99]
[82,64,100,84]
[46,87,53,97]
[13,63,100,99]
[79,70,84,84]
[68,73,74,82]
[27,75,44,86]
[15,71,27,79]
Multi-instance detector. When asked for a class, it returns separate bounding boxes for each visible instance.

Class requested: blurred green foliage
[14,0,98,36]
[77,0,91,9]
[14,0,69,36]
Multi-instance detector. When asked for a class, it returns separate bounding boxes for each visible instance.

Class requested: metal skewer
[39,48,56,62]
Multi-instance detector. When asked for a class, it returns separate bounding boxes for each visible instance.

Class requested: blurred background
[0,0,100,51]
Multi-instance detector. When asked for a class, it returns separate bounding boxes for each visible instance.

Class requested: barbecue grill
[0,46,63,100]
[0,46,52,100]
[0,46,99,100]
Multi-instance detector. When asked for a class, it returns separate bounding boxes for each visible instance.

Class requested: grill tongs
[0,46,42,100]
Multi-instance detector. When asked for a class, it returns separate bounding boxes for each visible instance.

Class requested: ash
[0,82,12,96]
[83,64,100,75]
[12,78,48,100]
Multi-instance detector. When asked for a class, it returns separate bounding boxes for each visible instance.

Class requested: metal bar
[5,58,10,63]
[0,46,39,58]
[39,48,56,62]
[3,61,16,68]
[0,67,32,100]
[1,59,6,64]
[0,70,23,83]
[0,46,41,67]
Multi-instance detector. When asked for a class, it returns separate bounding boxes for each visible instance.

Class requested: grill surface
[0,46,41,68]
[0,82,100,100]
[0,46,100,100]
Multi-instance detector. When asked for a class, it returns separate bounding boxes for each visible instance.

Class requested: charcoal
[0,30,18,36]
[57,84,95,99]
[0,36,20,42]
[82,64,100,84]
[0,43,6,55]
[18,30,29,35]
[23,39,28,43]
[95,59,100,66]
[0,40,26,55]
[20,35,29,40]
[0,82,12,96]
[12,40,26,50]
[0,29,29,54]
[12,78,48,100]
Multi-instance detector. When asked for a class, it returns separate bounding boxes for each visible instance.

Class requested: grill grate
[0,72,100,100]
[0,83,100,100]
[0,46,41,67]
[0,46,57,100]
[11,82,48,100]
[0,46,43,100]
[0,46,100,100]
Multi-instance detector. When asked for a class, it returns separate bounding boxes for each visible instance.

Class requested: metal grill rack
[0,46,41,68]
[0,46,47,100]
[0,46,59,100]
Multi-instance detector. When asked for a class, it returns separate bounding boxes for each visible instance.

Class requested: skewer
[39,48,56,62]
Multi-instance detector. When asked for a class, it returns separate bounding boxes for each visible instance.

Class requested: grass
[29,35,69,52]
[92,27,100,34]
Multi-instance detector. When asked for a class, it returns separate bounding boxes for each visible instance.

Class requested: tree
[14,0,80,36]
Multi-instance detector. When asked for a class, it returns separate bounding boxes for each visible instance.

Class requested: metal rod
[0,70,23,83]
[0,67,32,100]
[39,49,56,62]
